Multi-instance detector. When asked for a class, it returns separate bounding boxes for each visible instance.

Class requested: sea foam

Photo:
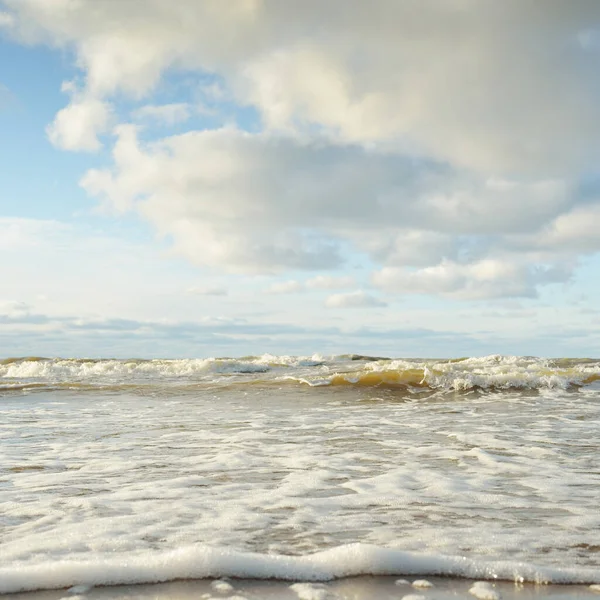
[1,544,600,594]
[3,355,600,595]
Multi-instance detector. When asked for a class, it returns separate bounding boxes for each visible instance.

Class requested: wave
[1,354,599,394]
[1,544,599,594]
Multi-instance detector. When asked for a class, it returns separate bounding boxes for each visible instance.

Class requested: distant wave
[1,354,599,393]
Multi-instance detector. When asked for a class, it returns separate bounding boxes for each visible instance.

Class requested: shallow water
[1,355,600,592]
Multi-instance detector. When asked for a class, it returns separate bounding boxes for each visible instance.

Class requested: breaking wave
[1,354,599,393]
[1,543,599,594]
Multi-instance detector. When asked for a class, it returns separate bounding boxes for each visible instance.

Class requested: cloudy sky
[1,0,600,358]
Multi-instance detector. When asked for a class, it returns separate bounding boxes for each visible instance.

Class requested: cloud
[6,0,600,174]
[521,203,600,254]
[352,230,459,268]
[0,10,13,28]
[0,301,53,325]
[3,304,508,359]
[266,280,304,294]
[133,103,191,125]
[372,259,569,300]
[306,275,356,289]
[265,276,356,294]
[46,84,112,151]
[78,125,587,296]
[0,217,69,248]
[5,0,600,299]
[325,290,387,308]
[82,126,397,272]
[0,300,35,317]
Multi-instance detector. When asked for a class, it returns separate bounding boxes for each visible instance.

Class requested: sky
[1,0,600,358]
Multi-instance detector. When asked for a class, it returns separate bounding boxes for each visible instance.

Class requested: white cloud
[525,204,600,254]
[82,126,402,272]
[265,276,356,294]
[5,0,600,300]
[4,1,600,173]
[133,103,191,125]
[0,217,69,248]
[266,280,304,294]
[306,275,356,289]
[78,125,585,296]
[372,259,569,300]
[0,300,32,316]
[325,290,387,308]
[46,88,112,151]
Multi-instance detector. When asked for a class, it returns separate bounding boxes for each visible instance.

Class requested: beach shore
[3,576,600,600]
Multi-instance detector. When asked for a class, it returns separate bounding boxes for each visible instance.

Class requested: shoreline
[3,576,600,600]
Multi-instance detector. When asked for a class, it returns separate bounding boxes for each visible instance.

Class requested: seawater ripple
[1,354,600,393]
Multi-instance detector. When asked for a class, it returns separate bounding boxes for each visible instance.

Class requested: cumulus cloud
[46,84,112,151]
[325,290,387,308]
[5,0,600,299]
[80,125,582,283]
[82,125,405,272]
[6,0,600,173]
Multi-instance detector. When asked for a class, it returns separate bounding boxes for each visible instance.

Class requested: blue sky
[1,1,600,358]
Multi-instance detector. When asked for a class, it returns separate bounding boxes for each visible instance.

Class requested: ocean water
[1,354,600,593]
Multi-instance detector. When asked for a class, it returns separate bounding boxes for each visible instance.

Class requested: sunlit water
[1,355,599,592]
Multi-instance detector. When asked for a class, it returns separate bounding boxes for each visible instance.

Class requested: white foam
[469,581,501,600]
[412,579,434,588]
[290,582,335,599]
[368,356,600,391]
[0,544,599,594]
[2,357,600,595]
[2,355,599,392]
[211,579,234,593]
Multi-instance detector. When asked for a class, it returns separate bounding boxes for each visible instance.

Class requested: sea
[1,354,600,594]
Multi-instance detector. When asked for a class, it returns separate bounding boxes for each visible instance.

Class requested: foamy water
[2,354,599,391]
[1,355,599,593]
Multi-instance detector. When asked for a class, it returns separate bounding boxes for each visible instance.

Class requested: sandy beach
[3,576,600,600]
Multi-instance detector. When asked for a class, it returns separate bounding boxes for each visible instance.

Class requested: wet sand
[3,577,600,600]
